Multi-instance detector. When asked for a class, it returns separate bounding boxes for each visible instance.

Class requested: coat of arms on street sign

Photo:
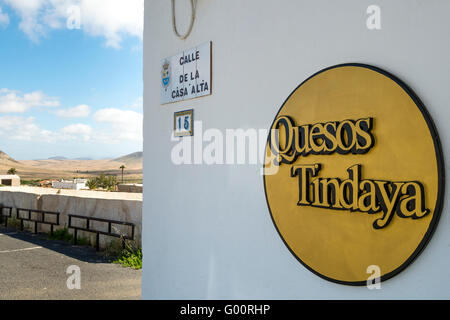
[161,59,171,90]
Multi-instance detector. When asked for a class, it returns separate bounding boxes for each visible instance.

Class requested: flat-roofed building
[52,179,87,190]
[0,175,20,187]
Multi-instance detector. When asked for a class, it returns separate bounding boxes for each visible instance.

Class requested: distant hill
[0,150,142,180]
[0,150,18,163]
[47,156,93,160]
[113,152,143,166]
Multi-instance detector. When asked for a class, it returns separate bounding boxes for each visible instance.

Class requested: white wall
[143,0,450,299]
[0,187,142,248]
[52,181,86,190]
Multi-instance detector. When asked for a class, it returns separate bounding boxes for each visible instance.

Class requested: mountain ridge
[1,150,142,163]
[112,151,143,165]
[0,150,18,163]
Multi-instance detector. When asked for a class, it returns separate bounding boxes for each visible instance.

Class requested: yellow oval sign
[264,64,444,285]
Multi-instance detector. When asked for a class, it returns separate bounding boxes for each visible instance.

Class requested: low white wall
[0,187,142,249]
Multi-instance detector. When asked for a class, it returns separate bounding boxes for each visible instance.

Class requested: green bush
[86,179,98,190]
[48,227,73,242]
[77,236,91,246]
[87,174,117,191]
[113,241,142,270]
[21,180,42,187]
[5,217,21,229]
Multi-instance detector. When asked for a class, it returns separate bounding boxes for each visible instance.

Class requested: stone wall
[118,184,143,193]
[0,187,142,249]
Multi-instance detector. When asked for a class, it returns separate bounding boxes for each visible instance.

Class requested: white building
[142,1,450,299]
[52,179,87,191]
[0,175,20,187]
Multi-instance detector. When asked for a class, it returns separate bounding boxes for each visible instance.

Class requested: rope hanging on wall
[171,0,197,40]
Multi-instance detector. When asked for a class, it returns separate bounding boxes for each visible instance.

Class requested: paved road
[0,227,141,300]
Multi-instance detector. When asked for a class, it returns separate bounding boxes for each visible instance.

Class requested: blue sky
[0,0,143,160]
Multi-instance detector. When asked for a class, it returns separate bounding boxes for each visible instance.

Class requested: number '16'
[178,116,189,130]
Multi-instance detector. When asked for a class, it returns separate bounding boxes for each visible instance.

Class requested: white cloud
[55,104,90,118]
[61,123,91,134]
[0,88,60,113]
[0,6,9,27]
[3,0,143,48]
[0,116,58,142]
[78,0,143,48]
[0,107,142,144]
[3,0,45,42]
[0,116,91,143]
[61,123,92,141]
[93,108,142,141]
